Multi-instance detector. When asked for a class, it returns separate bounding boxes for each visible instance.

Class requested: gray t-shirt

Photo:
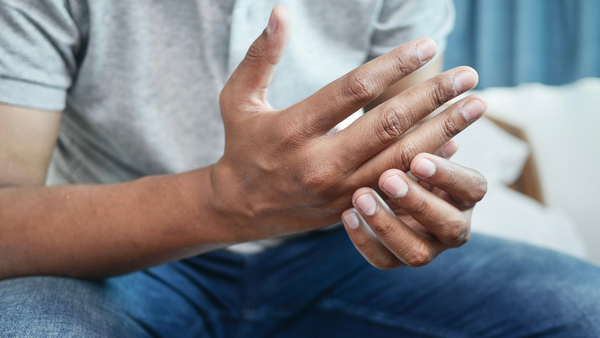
[0,0,454,253]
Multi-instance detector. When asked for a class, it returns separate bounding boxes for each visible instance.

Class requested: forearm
[0,166,240,280]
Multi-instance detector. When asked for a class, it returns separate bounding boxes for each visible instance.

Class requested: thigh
[0,276,153,338]
[276,233,600,338]
[0,267,216,338]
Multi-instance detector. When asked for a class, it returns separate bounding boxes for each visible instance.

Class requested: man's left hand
[342,149,487,269]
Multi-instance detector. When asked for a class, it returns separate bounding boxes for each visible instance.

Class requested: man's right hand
[0,5,485,280]
[210,6,484,241]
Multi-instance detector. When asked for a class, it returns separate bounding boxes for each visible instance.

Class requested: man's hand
[0,5,486,280]
[210,6,485,241]
[342,145,487,268]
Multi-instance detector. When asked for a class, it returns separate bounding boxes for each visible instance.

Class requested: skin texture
[342,150,487,269]
[366,55,445,111]
[0,6,486,280]
[0,105,61,187]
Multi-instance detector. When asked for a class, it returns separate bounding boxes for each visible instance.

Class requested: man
[1,1,599,337]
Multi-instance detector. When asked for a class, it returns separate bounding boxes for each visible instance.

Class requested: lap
[0,269,214,338]
[0,276,147,337]
[2,229,599,338]
[295,232,600,338]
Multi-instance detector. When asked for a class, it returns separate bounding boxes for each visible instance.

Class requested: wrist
[182,165,258,245]
[205,163,265,243]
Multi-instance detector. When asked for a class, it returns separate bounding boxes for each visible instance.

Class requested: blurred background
[442,0,600,264]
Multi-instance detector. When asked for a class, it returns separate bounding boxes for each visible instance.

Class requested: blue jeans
[1,230,600,337]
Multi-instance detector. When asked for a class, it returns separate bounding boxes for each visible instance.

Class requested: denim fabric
[1,230,600,337]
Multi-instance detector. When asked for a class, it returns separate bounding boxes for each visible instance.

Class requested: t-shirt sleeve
[368,0,455,62]
[0,0,83,111]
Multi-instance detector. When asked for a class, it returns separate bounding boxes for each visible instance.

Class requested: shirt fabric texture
[0,0,455,253]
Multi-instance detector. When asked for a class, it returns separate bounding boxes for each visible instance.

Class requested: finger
[379,170,470,247]
[333,67,478,166]
[287,38,438,134]
[221,6,291,112]
[410,154,487,209]
[406,139,459,186]
[386,140,458,213]
[354,95,485,185]
[441,139,459,159]
[352,188,441,267]
[342,209,405,269]
[430,139,459,160]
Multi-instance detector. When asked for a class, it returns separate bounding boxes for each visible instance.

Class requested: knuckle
[278,122,306,147]
[244,43,266,63]
[392,53,417,77]
[408,194,430,217]
[373,254,401,270]
[344,74,378,105]
[429,78,452,107]
[465,173,488,202]
[396,141,419,171]
[474,176,488,201]
[405,243,433,267]
[378,105,410,142]
[298,164,337,195]
[371,217,398,240]
[441,116,463,140]
[353,232,374,250]
[461,232,471,245]
[443,216,469,245]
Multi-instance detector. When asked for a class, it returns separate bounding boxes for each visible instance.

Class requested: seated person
[1,0,599,336]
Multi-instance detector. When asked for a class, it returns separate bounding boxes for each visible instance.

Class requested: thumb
[226,6,290,107]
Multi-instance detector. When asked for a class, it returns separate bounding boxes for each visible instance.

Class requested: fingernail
[344,213,360,229]
[265,7,278,35]
[414,159,436,177]
[461,99,485,122]
[356,194,377,216]
[441,140,459,158]
[382,175,409,198]
[416,39,437,62]
[453,71,477,93]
